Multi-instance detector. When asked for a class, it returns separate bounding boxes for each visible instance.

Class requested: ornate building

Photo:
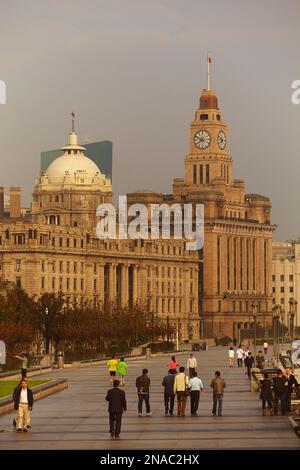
[0,129,200,341]
[129,81,276,338]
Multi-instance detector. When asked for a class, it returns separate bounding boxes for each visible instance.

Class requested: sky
[0,0,299,240]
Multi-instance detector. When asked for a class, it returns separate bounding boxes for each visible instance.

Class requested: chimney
[0,187,4,219]
[10,186,21,219]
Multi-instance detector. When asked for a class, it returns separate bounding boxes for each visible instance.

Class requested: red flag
[208,54,212,64]
[71,112,75,118]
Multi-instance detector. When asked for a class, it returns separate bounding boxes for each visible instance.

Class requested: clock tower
[185,87,232,188]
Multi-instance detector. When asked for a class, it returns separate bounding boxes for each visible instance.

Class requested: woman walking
[167,356,179,372]
[228,347,235,367]
[260,372,274,416]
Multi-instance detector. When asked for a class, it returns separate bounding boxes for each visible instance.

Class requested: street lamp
[251,302,258,358]
[272,305,280,363]
[289,299,297,343]
[280,307,285,354]
[45,307,49,354]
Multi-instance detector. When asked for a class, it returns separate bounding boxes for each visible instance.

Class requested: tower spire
[71,112,75,133]
[207,53,211,90]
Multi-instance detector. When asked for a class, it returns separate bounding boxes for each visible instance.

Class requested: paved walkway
[0,346,299,449]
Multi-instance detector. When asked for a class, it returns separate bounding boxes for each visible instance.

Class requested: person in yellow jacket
[107,356,118,384]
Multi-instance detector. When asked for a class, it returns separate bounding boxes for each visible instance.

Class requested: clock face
[194,130,211,149]
[217,130,226,150]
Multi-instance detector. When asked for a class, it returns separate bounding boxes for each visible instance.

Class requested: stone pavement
[0,346,299,450]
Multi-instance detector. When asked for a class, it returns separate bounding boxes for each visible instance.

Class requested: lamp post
[45,307,49,354]
[280,307,285,355]
[272,305,280,363]
[289,299,297,343]
[251,302,258,358]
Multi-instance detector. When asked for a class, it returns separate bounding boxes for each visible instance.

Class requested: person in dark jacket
[136,369,151,416]
[285,367,298,412]
[273,370,288,415]
[244,352,255,379]
[255,351,265,369]
[259,372,274,416]
[162,369,176,415]
[105,379,127,438]
[13,378,33,432]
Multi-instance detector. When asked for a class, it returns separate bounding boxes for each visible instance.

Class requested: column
[109,263,116,302]
[133,265,138,304]
[99,262,105,304]
[121,264,129,306]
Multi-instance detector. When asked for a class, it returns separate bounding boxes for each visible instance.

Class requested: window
[59,278,63,290]
[200,114,208,120]
[59,238,63,248]
[52,237,55,247]
[289,275,293,282]
[16,259,21,272]
[52,262,56,273]
[41,277,45,289]
[52,278,55,290]
[94,279,97,290]
[41,260,45,272]
[272,275,275,281]
[193,165,197,184]
[272,287,275,293]
[66,262,70,273]
[16,277,21,288]
[81,279,84,290]
[206,164,210,184]
[200,165,203,184]
[60,261,63,273]
[74,239,77,248]
[66,278,70,290]
[280,275,284,282]
[280,298,284,305]
[290,286,294,293]
[74,262,77,274]
[74,279,77,290]
[280,286,284,293]
[94,263,97,275]
[216,114,221,121]
[66,238,70,248]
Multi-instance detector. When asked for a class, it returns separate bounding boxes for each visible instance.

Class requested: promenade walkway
[0,346,299,450]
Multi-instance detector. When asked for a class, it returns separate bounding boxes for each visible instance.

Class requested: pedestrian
[284,367,298,413]
[162,369,176,415]
[173,366,189,417]
[243,346,250,373]
[255,351,265,369]
[273,370,288,416]
[189,371,204,416]
[186,353,197,379]
[107,356,118,385]
[136,368,152,416]
[105,379,127,439]
[236,345,244,367]
[13,378,33,432]
[244,352,254,379]
[167,356,179,371]
[13,353,28,379]
[259,373,274,416]
[263,340,268,355]
[228,347,235,367]
[210,371,226,417]
[116,357,128,386]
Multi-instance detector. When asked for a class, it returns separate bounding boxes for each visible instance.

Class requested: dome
[43,131,111,189]
[47,152,102,184]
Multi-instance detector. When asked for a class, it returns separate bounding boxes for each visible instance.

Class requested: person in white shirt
[186,354,197,378]
[189,371,204,416]
[236,345,244,367]
[228,347,235,367]
[263,341,269,355]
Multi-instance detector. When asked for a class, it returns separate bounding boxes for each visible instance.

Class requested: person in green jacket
[117,357,128,386]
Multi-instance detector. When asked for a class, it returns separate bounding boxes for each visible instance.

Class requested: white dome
[47,153,102,184]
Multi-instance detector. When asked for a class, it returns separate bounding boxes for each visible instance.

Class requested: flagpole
[71,112,75,133]
[207,53,211,91]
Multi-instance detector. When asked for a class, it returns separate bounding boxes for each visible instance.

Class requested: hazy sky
[0,0,299,240]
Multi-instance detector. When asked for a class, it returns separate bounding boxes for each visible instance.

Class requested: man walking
[285,367,298,412]
[189,371,203,416]
[105,379,127,438]
[173,366,189,417]
[107,356,118,385]
[136,369,152,416]
[236,345,244,367]
[273,370,288,416]
[263,340,268,355]
[186,353,197,379]
[13,378,33,432]
[255,351,265,370]
[162,369,176,415]
[210,371,226,417]
[244,352,255,379]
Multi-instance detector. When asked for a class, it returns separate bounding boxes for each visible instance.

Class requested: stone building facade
[0,131,200,341]
[128,86,276,338]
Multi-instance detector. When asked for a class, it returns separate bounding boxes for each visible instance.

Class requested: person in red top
[167,356,179,372]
